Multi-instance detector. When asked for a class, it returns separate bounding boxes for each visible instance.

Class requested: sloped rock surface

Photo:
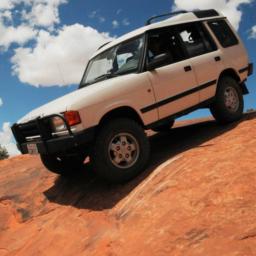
[1,113,256,256]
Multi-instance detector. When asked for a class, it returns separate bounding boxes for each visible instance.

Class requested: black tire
[40,153,86,176]
[210,76,244,124]
[92,118,150,183]
[152,120,175,132]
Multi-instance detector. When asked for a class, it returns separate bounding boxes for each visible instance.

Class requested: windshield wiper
[79,72,117,88]
[93,72,116,82]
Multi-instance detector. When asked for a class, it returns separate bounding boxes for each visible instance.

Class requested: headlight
[51,116,67,133]
[51,111,81,133]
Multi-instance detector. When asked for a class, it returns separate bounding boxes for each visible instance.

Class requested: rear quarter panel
[205,19,249,82]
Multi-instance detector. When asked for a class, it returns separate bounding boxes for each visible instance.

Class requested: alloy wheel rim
[224,86,239,113]
[108,132,139,169]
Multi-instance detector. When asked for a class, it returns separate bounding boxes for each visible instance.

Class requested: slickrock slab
[0,113,256,256]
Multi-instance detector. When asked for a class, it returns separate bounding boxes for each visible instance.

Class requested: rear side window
[176,23,217,58]
[208,20,239,48]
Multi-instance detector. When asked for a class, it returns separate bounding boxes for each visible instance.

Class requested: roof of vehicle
[90,9,225,59]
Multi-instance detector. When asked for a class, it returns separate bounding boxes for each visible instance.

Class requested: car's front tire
[210,76,244,124]
[40,153,86,176]
[92,118,150,183]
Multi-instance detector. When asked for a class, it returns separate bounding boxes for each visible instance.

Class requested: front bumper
[12,114,95,155]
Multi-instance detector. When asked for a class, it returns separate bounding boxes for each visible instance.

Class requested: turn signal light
[64,111,81,126]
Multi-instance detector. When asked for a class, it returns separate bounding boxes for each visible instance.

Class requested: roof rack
[146,11,188,25]
[98,41,112,50]
[193,9,219,18]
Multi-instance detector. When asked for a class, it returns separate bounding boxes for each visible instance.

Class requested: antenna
[57,63,66,86]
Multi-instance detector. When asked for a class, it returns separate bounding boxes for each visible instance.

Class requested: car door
[143,27,199,120]
[176,22,224,103]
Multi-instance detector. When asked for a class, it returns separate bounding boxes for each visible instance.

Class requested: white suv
[12,9,253,183]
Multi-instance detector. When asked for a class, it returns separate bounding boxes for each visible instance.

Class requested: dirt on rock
[1,113,256,256]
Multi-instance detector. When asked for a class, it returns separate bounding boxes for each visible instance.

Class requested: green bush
[246,108,255,113]
[0,145,9,160]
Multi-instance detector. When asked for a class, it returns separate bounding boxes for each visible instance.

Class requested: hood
[18,93,71,124]
[17,75,131,124]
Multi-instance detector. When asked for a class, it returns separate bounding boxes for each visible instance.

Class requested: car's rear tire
[152,120,175,132]
[92,118,150,183]
[210,76,244,124]
[40,153,86,176]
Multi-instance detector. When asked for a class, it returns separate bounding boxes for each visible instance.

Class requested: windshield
[80,36,144,88]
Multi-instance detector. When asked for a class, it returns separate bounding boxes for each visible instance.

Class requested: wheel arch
[218,68,241,83]
[217,68,248,94]
[98,106,145,129]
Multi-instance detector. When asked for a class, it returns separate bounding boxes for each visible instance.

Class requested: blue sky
[0,0,256,155]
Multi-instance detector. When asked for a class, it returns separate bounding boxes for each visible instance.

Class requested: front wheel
[210,77,244,124]
[92,118,150,183]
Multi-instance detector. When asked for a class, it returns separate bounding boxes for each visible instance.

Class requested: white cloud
[0,0,67,28]
[173,0,252,30]
[89,10,97,18]
[0,122,20,157]
[11,24,112,87]
[0,23,37,50]
[88,10,106,23]
[1,10,12,21]
[22,0,67,28]
[122,18,130,26]
[0,0,15,10]
[112,20,119,29]
[0,1,114,87]
[0,98,3,107]
[116,9,122,15]
[0,0,67,51]
[249,25,256,38]
[99,16,106,23]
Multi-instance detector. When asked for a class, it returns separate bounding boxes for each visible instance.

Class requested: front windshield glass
[80,36,144,87]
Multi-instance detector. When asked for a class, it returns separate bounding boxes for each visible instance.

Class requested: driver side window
[147,29,186,68]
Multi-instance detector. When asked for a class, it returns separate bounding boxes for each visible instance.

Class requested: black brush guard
[11,114,95,155]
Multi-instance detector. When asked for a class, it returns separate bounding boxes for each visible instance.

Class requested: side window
[115,37,144,74]
[116,53,133,68]
[177,23,216,58]
[147,29,186,67]
[208,20,239,48]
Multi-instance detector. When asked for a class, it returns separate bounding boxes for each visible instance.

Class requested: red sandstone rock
[1,113,256,256]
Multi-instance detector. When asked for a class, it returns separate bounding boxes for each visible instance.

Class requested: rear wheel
[92,118,150,183]
[40,153,86,176]
[152,120,175,132]
[210,77,244,124]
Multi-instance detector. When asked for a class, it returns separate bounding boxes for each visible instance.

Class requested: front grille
[18,120,40,137]
[12,114,73,146]
[12,118,52,143]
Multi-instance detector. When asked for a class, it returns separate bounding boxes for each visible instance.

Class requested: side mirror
[147,53,169,71]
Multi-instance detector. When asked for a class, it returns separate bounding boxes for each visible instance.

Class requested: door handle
[215,56,221,62]
[184,66,192,72]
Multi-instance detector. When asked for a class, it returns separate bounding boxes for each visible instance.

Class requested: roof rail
[146,11,188,25]
[98,41,112,50]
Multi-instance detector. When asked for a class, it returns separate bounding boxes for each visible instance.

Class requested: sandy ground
[0,113,256,256]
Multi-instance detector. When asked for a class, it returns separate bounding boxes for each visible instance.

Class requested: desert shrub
[246,108,255,113]
[0,145,9,160]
